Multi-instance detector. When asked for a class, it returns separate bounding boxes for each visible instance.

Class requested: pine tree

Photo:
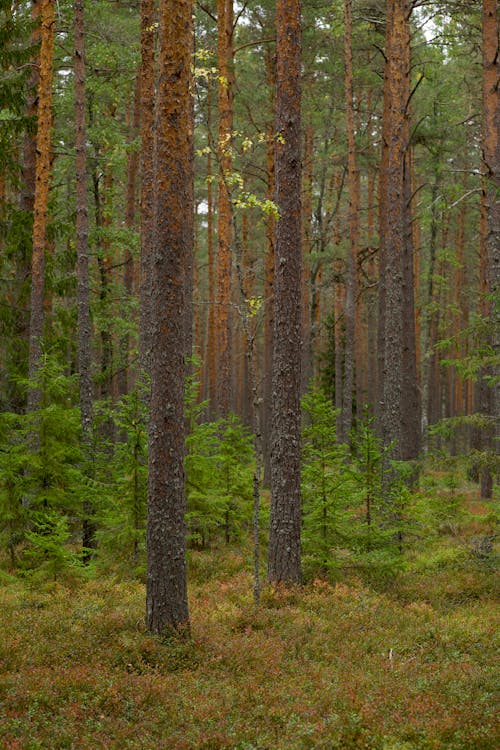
[268,0,303,585]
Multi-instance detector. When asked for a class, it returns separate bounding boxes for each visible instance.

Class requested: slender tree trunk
[268,0,302,585]
[421,146,440,450]
[216,0,234,417]
[481,0,500,498]
[205,87,217,417]
[95,166,114,401]
[20,0,41,219]
[302,123,313,393]
[401,148,420,460]
[342,0,359,442]
[139,0,156,377]
[15,1,41,393]
[119,73,141,397]
[27,0,54,413]
[262,48,276,484]
[364,60,378,414]
[74,0,95,556]
[146,0,193,636]
[334,258,345,439]
[239,200,253,424]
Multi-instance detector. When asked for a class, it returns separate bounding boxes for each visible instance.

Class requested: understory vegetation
[0,366,498,749]
[0,496,497,750]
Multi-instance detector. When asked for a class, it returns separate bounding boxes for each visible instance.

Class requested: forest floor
[0,479,498,750]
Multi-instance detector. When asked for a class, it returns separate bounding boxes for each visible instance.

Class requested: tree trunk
[481,0,500,498]
[342,0,359,442]
[27,0,54,414]
[74,0,95,556]
[302,123,313,393]
[268,0,302,585]
[216,0,234,417]
[377,0,416,461]
[146,0,193,636]
[263,47,276,485]
[138,0,156,378]
[205,87,217,417]
[118,72,141,397]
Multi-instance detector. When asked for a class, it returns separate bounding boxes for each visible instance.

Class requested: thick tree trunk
[377,0,417,462]
[342,0,359,442]
[146,0,193,636]
[268,0,302,585]
[27,0,54,414]
[216,0,234,417]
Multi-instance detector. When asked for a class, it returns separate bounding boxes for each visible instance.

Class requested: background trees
[0,0,497,596]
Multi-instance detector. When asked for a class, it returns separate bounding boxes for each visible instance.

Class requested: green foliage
[0,354,87,577]
[95,387,148,570]
[301,386,353,578]
[0,0,34,173]
[301,390,410,583]
[186,414,254,547]
[0,411,29,566]
[23,512,83,582]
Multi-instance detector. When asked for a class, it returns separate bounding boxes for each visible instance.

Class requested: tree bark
[263,46,276,485]
[216,0,234,417]
[118,72,141,397]
[481,0,500,498]
[74,0,95,555]
[377,0,418,462]
[205,87,217,417]
[138,0,156,378]
[268,0,302,585]
[302,123,313,393]
[27,0,54,413]
[146,0,193,636]
[342,0,359,442]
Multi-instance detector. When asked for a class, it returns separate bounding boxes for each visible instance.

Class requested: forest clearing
[0,0,499,747]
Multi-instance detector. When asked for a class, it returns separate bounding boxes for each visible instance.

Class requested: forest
[0,0,498,748]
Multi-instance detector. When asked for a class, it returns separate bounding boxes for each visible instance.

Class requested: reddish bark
[268,0,303,585]
[216,0,234,417]
[146,0,193,636]
[342,0,359,441]
[27,0,54,413]
[138,0,156,376]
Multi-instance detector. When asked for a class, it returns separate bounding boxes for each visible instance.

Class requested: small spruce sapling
[301,387,354,578]
[96,386,148,567]
[351,416,408,578]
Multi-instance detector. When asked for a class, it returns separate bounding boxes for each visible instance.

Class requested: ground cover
[0,483,498,750]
